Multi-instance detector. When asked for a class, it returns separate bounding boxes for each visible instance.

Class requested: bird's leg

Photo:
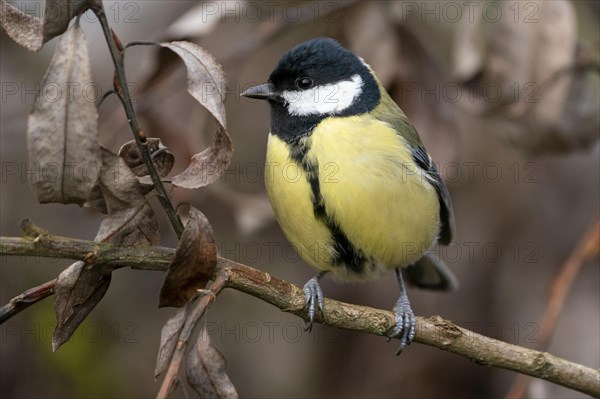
[302,271,327,332]
[388,268,416,355]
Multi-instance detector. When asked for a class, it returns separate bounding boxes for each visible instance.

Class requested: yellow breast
[265,115,440,281]
[265,134,335,271]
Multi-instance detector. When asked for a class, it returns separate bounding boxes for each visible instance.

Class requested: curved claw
[388,295,416,355]
[302,275,325,332]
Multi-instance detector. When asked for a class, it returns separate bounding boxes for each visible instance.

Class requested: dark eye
[295,77,313,90]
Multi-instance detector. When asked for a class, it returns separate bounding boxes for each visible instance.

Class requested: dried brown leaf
[84,148,160,244]
[86,146,151,212]
[118,138,175,178]
[169,126,231,189]
[95,202,160,245]
[84,182,108,213]
[43,0,92,42]
[155,305,187,378]
[98,148,142,211]
[27,22,101,205]
[159,207,217,307]
[141,2,226,93]
[91,148,160,245]
[85,148,139,213]
[159,41,233,189]
[160,41,227,123]
[0,0,43,51]
[186,328,238,399]
[0,0,92,52]
[52,260,111,351]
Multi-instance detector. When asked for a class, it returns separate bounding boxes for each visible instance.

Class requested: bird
[241,37,457,354]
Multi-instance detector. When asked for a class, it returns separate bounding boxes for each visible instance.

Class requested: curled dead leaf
[169,126,231,189]
[158,41,233,189]
[159,207,217,307]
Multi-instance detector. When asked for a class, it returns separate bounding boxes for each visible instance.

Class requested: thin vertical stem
[91,2,183,238]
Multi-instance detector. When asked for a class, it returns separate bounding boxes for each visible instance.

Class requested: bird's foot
[302,275,324,333]
[388,293,416,355]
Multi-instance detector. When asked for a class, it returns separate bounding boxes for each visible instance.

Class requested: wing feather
[411,145,454,245]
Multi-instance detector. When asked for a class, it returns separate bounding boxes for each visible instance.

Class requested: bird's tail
[403,254,458,291]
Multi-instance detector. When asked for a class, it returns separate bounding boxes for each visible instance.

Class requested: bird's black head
[269,38,366,93]
[242,38,380,143]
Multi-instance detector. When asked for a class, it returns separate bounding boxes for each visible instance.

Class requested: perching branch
[0,233,598,397]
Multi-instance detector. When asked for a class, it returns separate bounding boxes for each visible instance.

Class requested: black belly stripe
[329,225,365,273]
[288,137,365,273]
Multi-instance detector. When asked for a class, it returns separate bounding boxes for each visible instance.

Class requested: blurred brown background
[1,1,599,398]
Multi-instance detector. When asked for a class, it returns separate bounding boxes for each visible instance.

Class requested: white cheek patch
[281,74,363,116]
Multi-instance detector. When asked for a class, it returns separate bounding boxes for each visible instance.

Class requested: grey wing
[411,146,454,245]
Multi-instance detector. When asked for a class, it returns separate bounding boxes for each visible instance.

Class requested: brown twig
[90,2,184,238]
[156,272,229,399]
[506,216,600,398]
[0,233,599,396]
[0,278,57,324]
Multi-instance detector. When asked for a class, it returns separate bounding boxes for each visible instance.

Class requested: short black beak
[241,83,277,100]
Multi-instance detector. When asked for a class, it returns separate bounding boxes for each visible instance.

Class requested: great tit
[242,38,457,353]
